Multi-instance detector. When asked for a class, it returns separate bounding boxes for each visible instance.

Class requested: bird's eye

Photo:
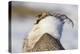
[37,13,42,18]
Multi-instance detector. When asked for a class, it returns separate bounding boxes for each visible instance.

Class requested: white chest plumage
[39,16,64,40]
[23,12,74,51]
[26,16,64,50]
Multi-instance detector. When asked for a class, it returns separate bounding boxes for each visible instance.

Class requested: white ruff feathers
[27,16,64,50]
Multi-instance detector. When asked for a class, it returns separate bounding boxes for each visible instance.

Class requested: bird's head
[35,11,49,24]
[35,12,74,27]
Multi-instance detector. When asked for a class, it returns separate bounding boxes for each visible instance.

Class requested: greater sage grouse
[23,12,74,52]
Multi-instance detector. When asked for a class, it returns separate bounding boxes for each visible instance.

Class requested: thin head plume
[55,14,74,27]
[61,15,74,27]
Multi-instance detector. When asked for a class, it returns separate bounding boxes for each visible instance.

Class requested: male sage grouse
[23,12,74,52]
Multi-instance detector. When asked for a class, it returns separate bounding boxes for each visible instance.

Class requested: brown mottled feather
[23,33,64,52]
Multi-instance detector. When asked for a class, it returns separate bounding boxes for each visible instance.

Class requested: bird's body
[23,12,73,52]
[24,33,64,52]
[23,16,64,52]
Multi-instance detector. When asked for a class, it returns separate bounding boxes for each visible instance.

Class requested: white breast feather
[27,16,63,50]
[39,16,63,40]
